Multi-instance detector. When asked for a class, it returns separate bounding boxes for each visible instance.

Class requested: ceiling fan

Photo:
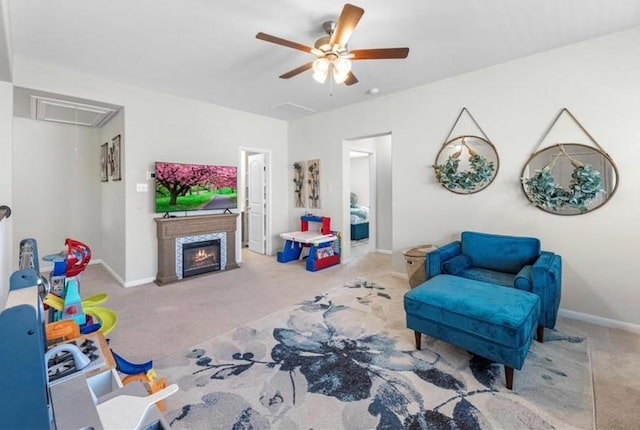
[256,3,409,86]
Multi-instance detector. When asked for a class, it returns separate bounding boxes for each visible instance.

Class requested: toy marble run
[277,214,340,271]
[43,238,92,326]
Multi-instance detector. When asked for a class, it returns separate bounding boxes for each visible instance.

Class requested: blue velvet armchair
[426,231,562,333]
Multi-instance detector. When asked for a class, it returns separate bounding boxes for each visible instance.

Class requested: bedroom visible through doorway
[343,133,392,263]
[349,150,373,258]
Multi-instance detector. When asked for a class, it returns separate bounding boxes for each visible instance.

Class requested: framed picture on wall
[110,135,122,181]
[307,159,320,208]
[100,142,109,182]
[293,161,307,208]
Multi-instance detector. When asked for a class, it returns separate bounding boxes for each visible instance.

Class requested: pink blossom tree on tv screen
[156,163,237,206]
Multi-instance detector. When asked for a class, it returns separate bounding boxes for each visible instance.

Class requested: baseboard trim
[559,308,640,334]
[98,261,126,287]
[124,276,156,288]
[97,261,155,288]
[376,249,392,255]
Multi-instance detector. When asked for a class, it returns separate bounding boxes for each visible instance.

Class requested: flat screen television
[154,161,238,214]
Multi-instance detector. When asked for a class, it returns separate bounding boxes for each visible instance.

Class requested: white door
[248,153,266,254]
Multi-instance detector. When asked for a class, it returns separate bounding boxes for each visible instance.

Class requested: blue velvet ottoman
[404,274,541,389]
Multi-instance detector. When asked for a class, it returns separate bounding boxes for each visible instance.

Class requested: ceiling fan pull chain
[329,70,334,96]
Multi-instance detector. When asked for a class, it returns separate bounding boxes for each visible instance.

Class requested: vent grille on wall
[30,96,118,127]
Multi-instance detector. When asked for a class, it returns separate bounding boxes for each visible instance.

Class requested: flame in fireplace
[182,239,222,277]
[194,249,216,264]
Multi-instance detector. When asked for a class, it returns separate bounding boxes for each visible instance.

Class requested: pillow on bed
[350,208,369,220]
[351,214,365,224]
[442,254,472,275]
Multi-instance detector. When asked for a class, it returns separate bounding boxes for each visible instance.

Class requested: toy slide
[44,293,109,310]
[45,293,117,335]
[112,351,154,375]
[84,307,118,336]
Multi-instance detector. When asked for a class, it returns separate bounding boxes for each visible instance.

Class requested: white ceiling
[6,1,640,121]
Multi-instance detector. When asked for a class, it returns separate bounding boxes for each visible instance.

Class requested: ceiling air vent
[30,96,118,127]
[272,102,315,117]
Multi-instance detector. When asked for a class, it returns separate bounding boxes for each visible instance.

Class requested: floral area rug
[156,279,594,429]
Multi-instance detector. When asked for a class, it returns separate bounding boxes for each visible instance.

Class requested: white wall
[0,81,11,307]
[375,136,392,252]
[12,59,288,285]
[289,27,640,325]
[99,109,125,279]
[12,118,102,268]
[350,156,370,207]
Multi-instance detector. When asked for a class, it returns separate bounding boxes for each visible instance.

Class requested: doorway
[343,133,393,263]
[349,150,374,259]
[240,148,272,260]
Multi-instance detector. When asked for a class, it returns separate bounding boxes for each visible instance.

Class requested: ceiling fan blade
[344,71,359,86]
[279,62,314,79]
[350,48,410,60]
[329,4,364,47]
[256,32,315,54]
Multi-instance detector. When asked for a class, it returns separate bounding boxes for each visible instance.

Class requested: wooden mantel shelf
[155,213,239,285]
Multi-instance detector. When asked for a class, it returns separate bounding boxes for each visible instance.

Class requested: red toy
[65,238,92,277]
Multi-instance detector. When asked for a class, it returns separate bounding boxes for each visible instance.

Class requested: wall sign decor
[521,108,618,215]
[293,160,307,208]
[100,142,109,182]
[433,108,499,194]
[110,135,122,181]
[307,159,320,208]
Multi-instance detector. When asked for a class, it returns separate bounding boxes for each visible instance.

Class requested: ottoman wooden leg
[414,331,422,350]
[537,326,544,343]
[504,366,514,390]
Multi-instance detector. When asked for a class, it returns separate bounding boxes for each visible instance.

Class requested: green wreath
[434,146,496,192]
[522,147,604,213]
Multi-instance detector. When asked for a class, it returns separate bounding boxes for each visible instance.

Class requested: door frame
[348,149,376,255]
[239,147,272,262]
[342,139,378,263]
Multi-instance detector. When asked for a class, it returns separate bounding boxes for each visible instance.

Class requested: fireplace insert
[182,239,221,278]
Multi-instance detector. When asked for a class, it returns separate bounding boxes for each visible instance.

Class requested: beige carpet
[155,278,593,429]
[80,249,640,429]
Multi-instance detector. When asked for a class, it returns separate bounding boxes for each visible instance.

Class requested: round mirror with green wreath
[521,143,618,215]
[433,135,499,194]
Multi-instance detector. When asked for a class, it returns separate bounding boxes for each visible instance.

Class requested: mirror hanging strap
[442,107,491,146]
[531,108,609,156]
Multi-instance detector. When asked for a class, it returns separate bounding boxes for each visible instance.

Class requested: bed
[350,193,369,240]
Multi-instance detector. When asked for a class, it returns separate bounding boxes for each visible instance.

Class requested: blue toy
[60,278,86,326]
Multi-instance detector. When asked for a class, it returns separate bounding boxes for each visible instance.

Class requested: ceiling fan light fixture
[312,58,330,83]
[256,4,409,88]
[332,57,352,84]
